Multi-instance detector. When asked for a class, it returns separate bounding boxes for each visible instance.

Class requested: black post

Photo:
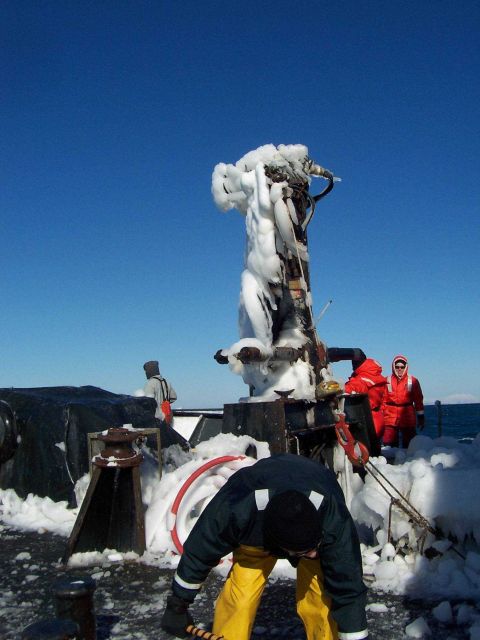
[435,400,443,437]
[54,576,97,640]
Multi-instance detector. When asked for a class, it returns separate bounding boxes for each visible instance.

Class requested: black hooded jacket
[172,454,367,638]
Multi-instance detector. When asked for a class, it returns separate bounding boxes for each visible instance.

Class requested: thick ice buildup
[212,144,323,401]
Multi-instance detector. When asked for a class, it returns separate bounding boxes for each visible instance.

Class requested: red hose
[170,455,244,554]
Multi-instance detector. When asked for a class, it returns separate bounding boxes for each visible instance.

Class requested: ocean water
[423,402,480,442]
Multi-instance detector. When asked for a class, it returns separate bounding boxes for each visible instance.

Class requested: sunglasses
[282,545,319,557]
[395,364,406,369]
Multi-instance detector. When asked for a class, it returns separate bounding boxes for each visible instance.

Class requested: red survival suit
[345,358,386,438]
[382,354,424,448]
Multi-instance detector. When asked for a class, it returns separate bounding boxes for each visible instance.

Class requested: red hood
[392,354,409,378]
[355,358,383,377]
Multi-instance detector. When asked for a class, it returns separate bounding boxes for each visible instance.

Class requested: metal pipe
[327,347,366,364]
[215,346,303,365]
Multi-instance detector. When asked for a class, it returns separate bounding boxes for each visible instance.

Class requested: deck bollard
[54,576,97,640]
[63,427,146,561]
[21,618,80,639]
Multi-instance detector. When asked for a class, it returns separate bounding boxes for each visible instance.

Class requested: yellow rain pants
[212,545,338,640]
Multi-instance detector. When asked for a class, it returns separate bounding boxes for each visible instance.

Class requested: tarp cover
[0,386,186,506]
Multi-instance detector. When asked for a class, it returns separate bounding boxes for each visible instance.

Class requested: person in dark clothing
[161,454,368,640]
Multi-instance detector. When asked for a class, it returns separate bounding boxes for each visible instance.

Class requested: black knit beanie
[263,490,321,552]
[143,360,160,379]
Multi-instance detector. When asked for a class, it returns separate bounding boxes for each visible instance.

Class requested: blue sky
[1,1,479,407]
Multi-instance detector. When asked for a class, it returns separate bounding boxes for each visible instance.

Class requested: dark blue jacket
[172,454,367,638]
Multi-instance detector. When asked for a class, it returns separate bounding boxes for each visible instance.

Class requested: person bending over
[161,453,368,640]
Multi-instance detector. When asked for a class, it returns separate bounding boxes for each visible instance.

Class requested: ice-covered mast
[212,144,339,402]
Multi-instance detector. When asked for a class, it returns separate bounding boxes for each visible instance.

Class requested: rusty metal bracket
[88,427,161,478]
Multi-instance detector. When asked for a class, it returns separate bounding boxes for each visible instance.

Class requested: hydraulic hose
[170,455,245,554]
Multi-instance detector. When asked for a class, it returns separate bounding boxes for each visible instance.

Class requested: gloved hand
[417,415,425,430]
[161,594,194,638]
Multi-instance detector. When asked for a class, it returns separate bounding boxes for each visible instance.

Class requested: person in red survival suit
[382,354,425,448]
[344,354,387,440]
